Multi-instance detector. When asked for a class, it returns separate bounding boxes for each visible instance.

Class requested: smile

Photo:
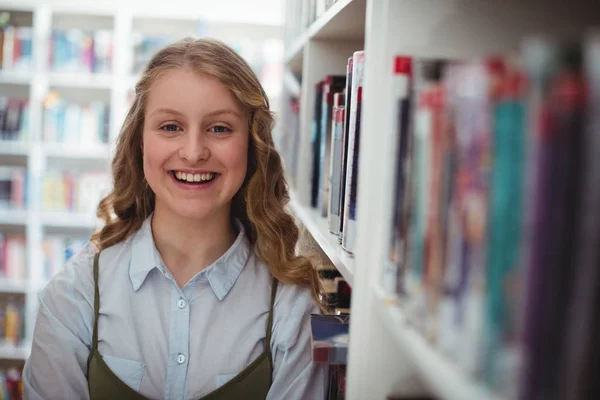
[171,171,217,184]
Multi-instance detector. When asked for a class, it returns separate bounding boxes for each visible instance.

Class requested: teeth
[174,171,215,183]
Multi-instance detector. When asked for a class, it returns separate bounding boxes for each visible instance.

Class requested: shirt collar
[129,215,251,300]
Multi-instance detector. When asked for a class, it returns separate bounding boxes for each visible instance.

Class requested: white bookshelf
[281,0,599,399]
[289,193,354,285]
[0,1,283,362]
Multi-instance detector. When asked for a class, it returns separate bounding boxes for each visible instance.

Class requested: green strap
[266,277,278,376]
[92,252,100,353]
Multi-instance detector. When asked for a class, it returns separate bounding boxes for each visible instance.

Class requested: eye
[160,123,181,132]
[209,125,232,134]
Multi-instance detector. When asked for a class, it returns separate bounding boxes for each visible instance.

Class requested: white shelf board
[0,141,30,155]
[284,0,366,72]
[373,286,503,400]
[288,194,354,286]
[48,72,113,89]
[43,142,112,160]
[307,0,366,41]
[284,32,307,73]
[0,209,28,227]
[0,70,33,85]
[0,279,28,294]
[0,345,30,360]
[41,211,99,230]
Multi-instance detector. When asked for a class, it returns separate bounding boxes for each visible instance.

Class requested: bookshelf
[281,0,600,399]
[0,2,283,368]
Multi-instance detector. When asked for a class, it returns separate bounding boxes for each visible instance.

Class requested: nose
[179,131,209,164]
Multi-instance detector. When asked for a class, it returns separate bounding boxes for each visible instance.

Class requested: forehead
[145,68,247,117]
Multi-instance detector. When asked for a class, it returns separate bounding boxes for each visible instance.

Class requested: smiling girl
[23,38,327,400]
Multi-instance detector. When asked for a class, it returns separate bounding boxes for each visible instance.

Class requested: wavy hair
[90,37,326,310]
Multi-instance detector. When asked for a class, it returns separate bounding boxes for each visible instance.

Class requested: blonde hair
[91,37,325,310]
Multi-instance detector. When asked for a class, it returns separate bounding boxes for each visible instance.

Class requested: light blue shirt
[23,216,327,400]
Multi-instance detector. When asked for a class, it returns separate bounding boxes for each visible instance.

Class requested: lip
[169,169,218,174]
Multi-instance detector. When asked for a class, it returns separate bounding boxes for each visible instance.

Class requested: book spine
[384,56,413,295]
[311,81,324,208]
[338,57,354,239]
[328,94,345,234]
[342,51,365,254]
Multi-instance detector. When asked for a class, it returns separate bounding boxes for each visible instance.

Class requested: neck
[151,205,237,287]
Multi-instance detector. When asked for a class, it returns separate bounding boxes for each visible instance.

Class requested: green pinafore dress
[87,252,278,400]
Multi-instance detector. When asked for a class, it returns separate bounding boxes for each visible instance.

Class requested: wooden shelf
[373,286,504,400]
[289,194,354,286]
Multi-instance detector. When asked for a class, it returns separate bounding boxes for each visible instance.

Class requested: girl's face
[142,68,249,222]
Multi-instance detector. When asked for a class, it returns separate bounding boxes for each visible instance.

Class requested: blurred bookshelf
[279,0,600,399]
[0,2,283,378]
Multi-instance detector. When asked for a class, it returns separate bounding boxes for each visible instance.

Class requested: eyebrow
[149,107,243,119]
[149,108,186,118]
[205,109,244,119]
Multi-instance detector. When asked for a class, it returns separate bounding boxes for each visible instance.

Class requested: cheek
[224,137,249,182]
[142,133,170,178]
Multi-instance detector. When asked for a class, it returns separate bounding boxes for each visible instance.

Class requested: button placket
[164,287,191,399]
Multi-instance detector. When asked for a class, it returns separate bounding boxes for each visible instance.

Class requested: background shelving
[281,0,600,399]
[0,0,284,375]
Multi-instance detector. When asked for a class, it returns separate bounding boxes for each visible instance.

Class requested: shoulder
[40,237,132,310]
[39,241,97,308]
[271,279,319,351]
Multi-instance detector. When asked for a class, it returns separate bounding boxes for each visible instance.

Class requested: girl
[23,38,327,400]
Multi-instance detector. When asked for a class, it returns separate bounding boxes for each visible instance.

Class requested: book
[341,50,365,254]
[337,57,354,239]
[311,81,324,208]
[384,56,413,295]
[319,75,346,218]
[328,92,346,234]
[310,314,350,365]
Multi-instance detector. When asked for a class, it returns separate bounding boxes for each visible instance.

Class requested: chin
[170,200,228,221]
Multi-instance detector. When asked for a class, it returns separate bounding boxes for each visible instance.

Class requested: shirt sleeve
[23,247,96,400]
[267,284,328,400]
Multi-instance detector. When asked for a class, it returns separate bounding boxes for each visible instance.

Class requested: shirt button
[177,354,186,365]
[177,299,187,309]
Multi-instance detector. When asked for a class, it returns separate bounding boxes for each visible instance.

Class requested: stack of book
[0,368,23,400]
[384,35,600,399]
[50,29,113,74]
[284,50,365,256]
[0,294,25,347]
[0,167,27,210]
[131,34,175,74]
[310,263,351,399]
[0,97,29,141]
[0,234,26,282]
[42,170,111,215]
[42,92,110,146]
[0,16,33,72]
